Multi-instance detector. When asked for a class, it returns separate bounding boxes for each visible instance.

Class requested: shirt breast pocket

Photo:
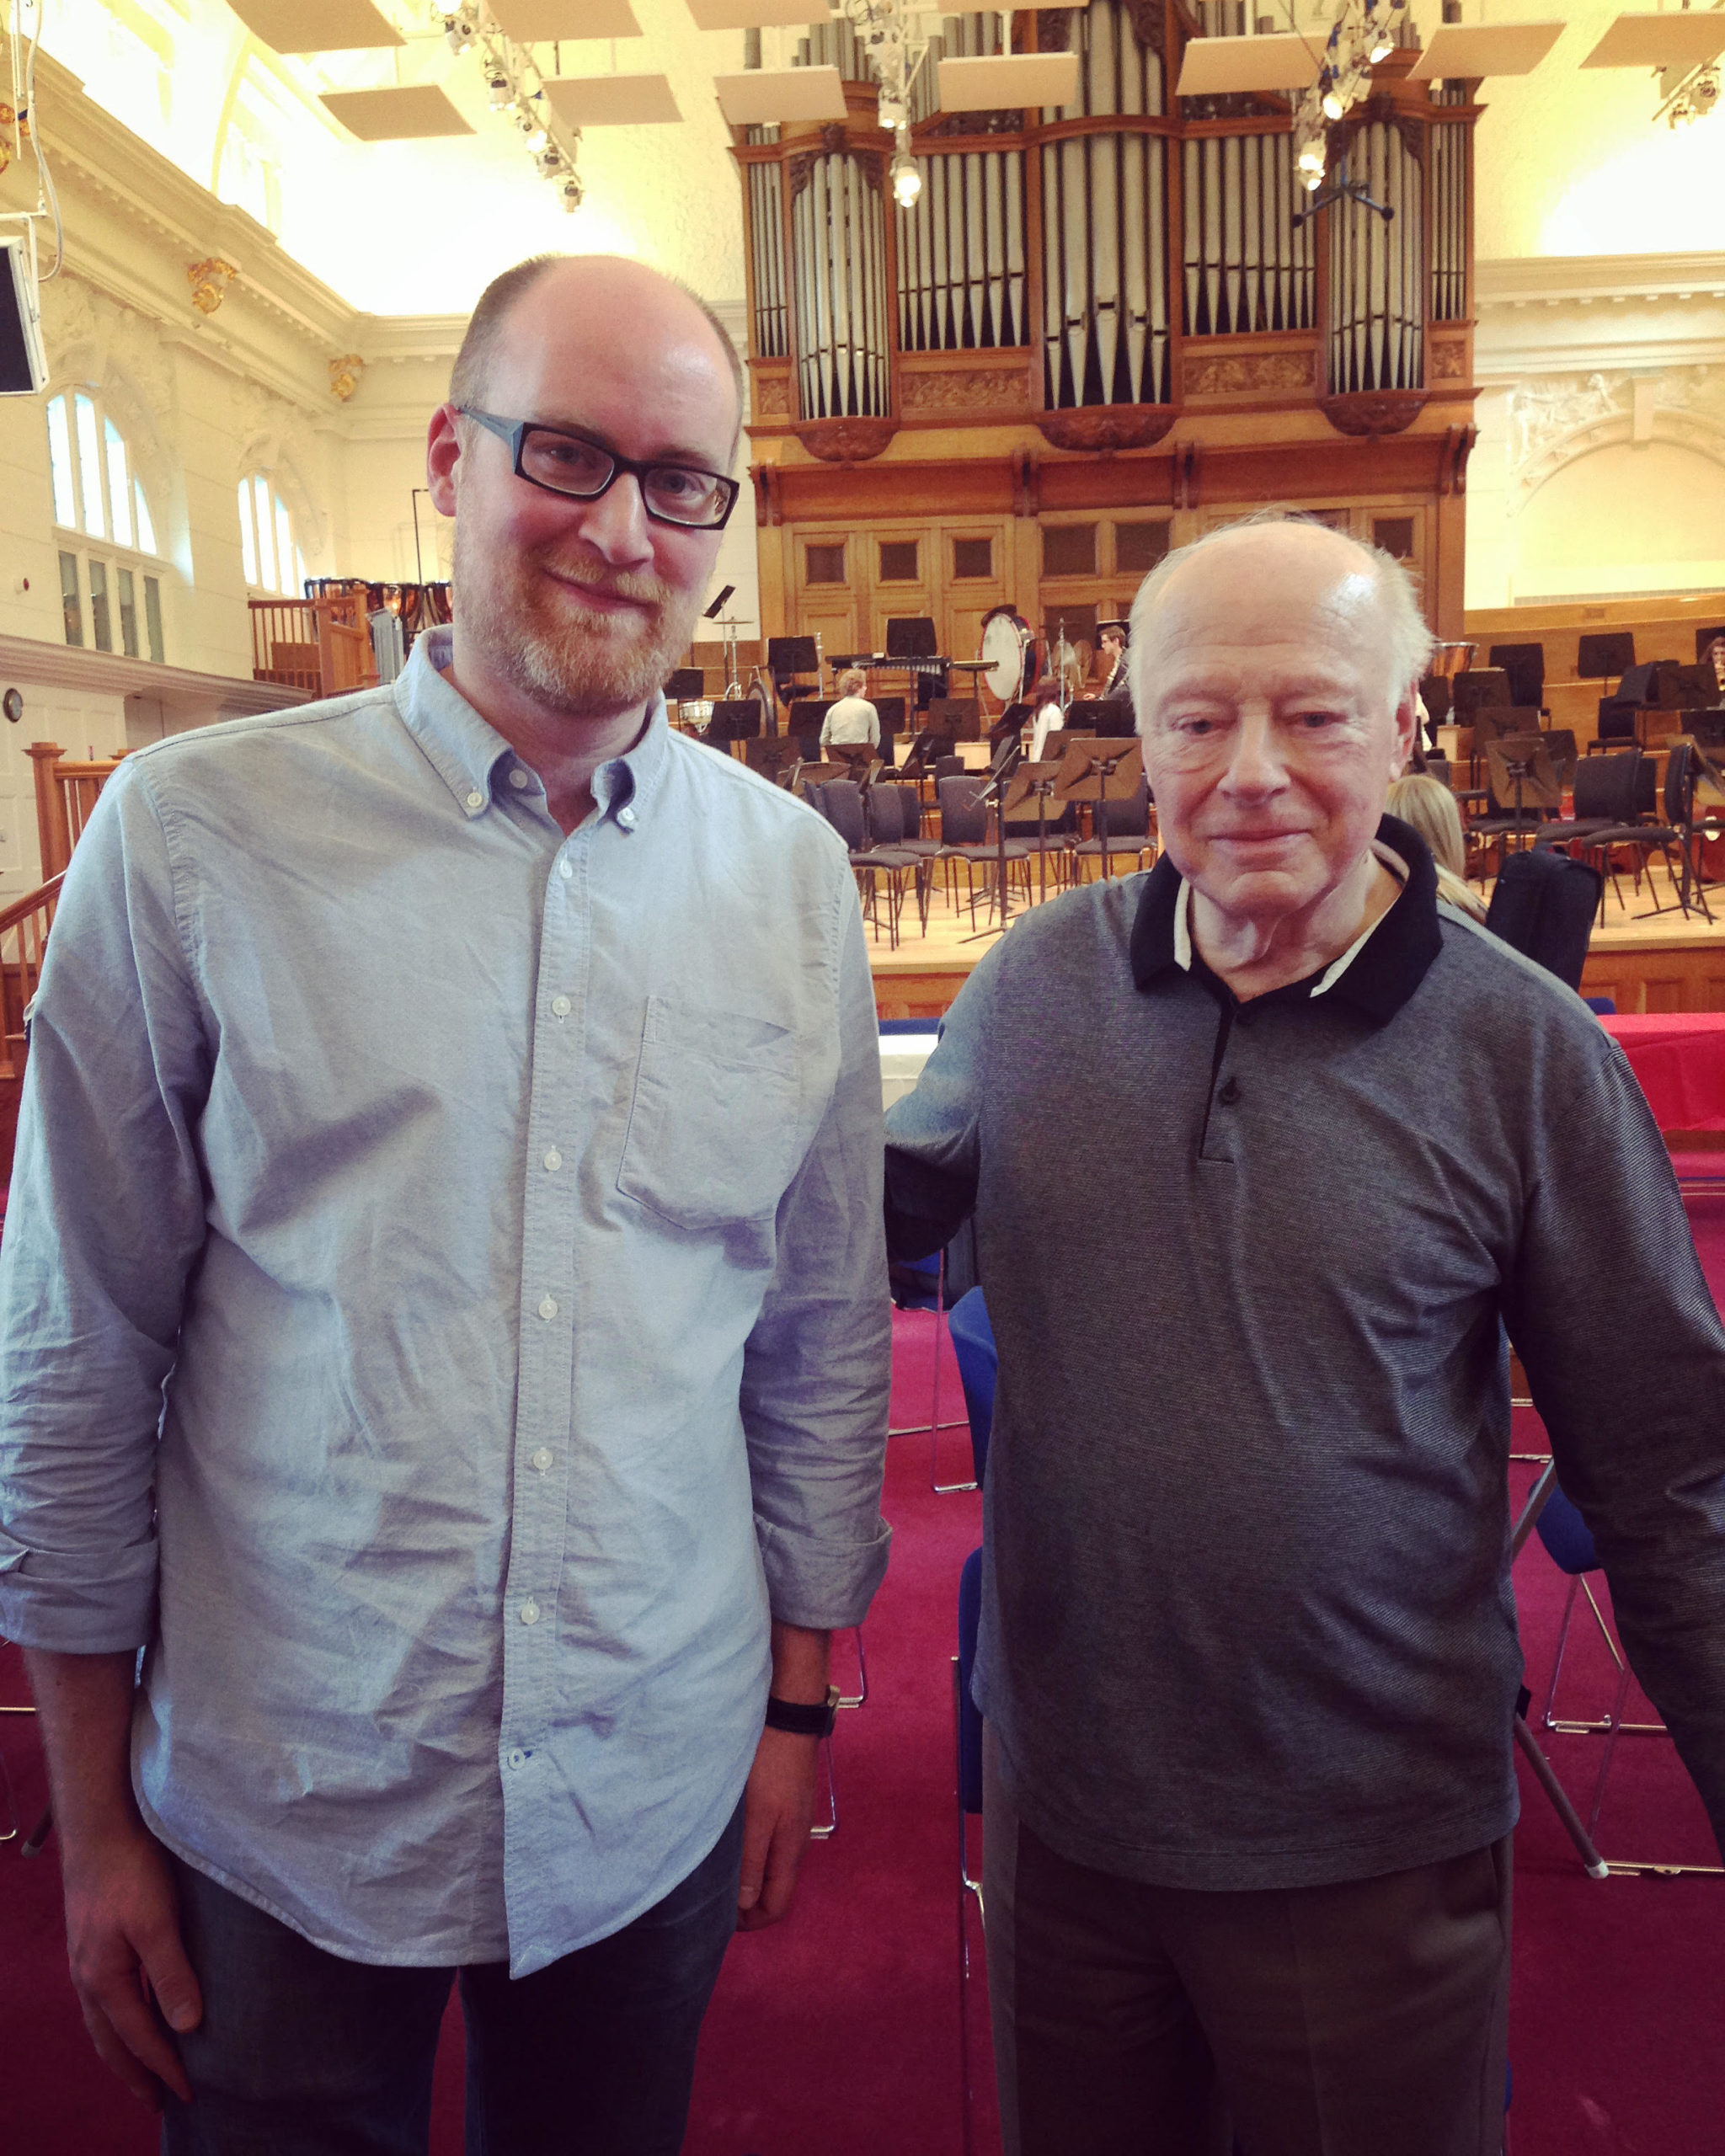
[617,995,804,1230]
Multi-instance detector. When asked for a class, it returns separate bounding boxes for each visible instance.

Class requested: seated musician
[1707,632,1725,698]
[1028,675,1065,763]
[820,668,881,761]
[1096,619,1130,698]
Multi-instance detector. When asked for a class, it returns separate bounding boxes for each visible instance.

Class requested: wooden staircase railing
[25,741,125,883]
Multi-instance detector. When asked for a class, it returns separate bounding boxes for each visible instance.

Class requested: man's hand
[61,1821,201,2108]
[23,1648,201,2110]
[735,1726,821,1930]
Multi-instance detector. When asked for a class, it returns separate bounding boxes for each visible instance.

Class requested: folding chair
[1532,1478,1722,1877]
[947,1287,996,1491]
[954,1545,985,2156]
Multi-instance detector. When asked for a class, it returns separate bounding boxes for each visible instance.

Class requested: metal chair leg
[836,1625,868,1710]
[808,1735,836,1840]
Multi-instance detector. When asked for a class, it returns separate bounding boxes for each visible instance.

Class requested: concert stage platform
[868,864,1725,1026]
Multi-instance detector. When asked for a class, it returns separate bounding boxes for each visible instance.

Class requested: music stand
[704,700,762,746]
[1001,758,1069,904]
[964,734,1025,945]
[1083,697,1137,738]
[788,700,832,760]
[665,666,705,703]
[885,616,939,659]
[1451,670,1512,722]
[744,735,804,787]
[1055,738,1145,883]
[1577,632,1635,691]
[1487,734,1562,851]
[767,635,820,709]
[900,720,956,787]
[928,697,980,741]
[830,742,876,781]
[792,760,844,798]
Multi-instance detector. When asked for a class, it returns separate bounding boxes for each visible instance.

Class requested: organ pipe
[897,149,1028,351]
[1183,133,1314,335]
[1327,120,1424,394]
[792,152,891,419]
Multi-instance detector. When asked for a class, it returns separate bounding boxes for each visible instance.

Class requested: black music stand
[900,720,957,787]
[964,734,1025,945]
[744,735,804,787]
[703,701,762,746]
[1055,738,1145,883]
[885,616,939,659]
[1081,696,1136,738]
[665,666,705,703]
[1001,758,1069,904]
[1577,632,1635,689]
[928,697,981,741]
[788,700,832,760]
[1486,734,1562,853]
[767,635,820,712]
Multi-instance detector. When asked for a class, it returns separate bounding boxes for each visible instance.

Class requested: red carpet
[3,1219,1723,2154]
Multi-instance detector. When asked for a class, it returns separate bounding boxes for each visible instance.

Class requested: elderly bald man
[0,253,892,2153]
[885,512,1725,2156]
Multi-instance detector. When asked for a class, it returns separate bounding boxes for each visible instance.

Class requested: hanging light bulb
[1297,135,1327,183]
[890,122,921,208]
[487,71,512,109]
[560,174,584,212]
[1320,68,1346,120]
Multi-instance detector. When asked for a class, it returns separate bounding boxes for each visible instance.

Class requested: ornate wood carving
[787,129,881,200]
[900,366,1028,417]
[1036,406,1178,453]
[1439,423,1477,497]
[920,108,1023,137]
[1317,391,1428,438]
[1121,0,1165,56]
[793,417,900,462]
[1181,92,1287,120]
[1328,96,1424,168]
[1173,440,1202,510]
[754,373,792,417]
[1429,340,1467,384]
[1184,350,1313,397]
[1036,10,1071,52]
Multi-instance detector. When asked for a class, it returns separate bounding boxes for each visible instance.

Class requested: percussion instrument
[980,611,1032,707]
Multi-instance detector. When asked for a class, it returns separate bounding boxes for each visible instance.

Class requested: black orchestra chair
[936,775,1031,927]
[1531,750,1646,915]
[1071,778,1156,881]
[1484,851,1602,994]
[1586,739,1716,923]
[866,783,937,929]
[810,780,923,947]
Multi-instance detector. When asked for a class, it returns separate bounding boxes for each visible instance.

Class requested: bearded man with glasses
[0,254,892,2154]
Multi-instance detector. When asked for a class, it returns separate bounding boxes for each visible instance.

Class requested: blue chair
[947,1286,996,1490]
[1534,1481,1719,1876]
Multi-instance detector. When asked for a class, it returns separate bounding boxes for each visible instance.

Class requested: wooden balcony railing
[250,591,378,700]
[0,873,64,1087]
[24,742,125,882]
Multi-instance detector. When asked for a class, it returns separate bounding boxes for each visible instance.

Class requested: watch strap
[764,1685,839,1738]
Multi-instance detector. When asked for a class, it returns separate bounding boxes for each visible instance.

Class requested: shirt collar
[1130,813,1445,1026]
[393,625,669,829]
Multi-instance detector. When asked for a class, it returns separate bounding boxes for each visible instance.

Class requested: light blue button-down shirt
[0,629,891,1975]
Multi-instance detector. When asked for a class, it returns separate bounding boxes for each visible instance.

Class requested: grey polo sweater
[885,818,1725,1890]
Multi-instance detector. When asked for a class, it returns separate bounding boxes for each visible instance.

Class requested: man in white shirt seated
[820,669,881,760]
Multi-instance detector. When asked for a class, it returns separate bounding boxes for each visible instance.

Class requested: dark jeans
[159,1801,745,2156]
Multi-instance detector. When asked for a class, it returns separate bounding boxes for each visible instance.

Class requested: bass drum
[980,607,1032,707]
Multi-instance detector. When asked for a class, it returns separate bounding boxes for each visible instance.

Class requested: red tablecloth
[1600,1013,1725,1132]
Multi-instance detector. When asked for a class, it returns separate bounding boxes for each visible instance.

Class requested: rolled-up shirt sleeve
[882,945,992,1261]
[740,880,892,1630]
[1505,1041,1725,1854]
[0,765,211,1652]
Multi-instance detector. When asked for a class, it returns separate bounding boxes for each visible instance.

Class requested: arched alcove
[1514,438,1725,600]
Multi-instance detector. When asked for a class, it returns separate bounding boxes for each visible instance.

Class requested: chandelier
[438,2,585,210]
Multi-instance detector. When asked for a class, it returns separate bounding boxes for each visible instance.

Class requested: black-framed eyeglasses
[457,408,740,531]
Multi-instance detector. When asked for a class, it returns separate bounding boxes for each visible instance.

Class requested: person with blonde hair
[1387,771,1487,921]
[820,666,880,755]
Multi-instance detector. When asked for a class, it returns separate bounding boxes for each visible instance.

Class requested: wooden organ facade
[735,1,1481,670]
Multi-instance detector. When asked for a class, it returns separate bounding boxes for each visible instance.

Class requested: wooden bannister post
[26,741,72,882]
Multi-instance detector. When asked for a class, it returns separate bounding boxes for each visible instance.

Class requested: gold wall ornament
[328,354,365,403]
[187,258,239,317]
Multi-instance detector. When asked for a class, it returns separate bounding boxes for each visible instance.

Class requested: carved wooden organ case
[736,0,1480,664]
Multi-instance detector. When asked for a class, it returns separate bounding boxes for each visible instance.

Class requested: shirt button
[531,1447,553,1473]
[507,1748,527,1770]
[543,1148,563,1172]
[519,1599,541,1625]
[537,1294,558,1320]
[1217,1077,1242,1106]
[551,995,571,1018]
[617,804,637,829]
[558,859,574,881]
[465,789,484,810]
[508,768,531,790]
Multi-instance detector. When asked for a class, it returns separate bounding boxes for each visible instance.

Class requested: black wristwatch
[763,1685,840,1739]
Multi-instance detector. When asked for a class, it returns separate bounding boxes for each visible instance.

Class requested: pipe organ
[738,2,1482,664]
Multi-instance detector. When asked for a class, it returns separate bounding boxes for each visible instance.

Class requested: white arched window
[238,473,307,598]
[46,389,167,662]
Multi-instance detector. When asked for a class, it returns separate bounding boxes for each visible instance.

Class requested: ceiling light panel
[1174,31,1320,97]
[227,0,403,52]
[1407,21,1565,80]
[488,0,642,38]
[684,0,830,28]
[1583,12,1725,70]
[320,85,474,136]
[937,51,1081,111]
[713,65,848,122]
[543,72,681,123]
